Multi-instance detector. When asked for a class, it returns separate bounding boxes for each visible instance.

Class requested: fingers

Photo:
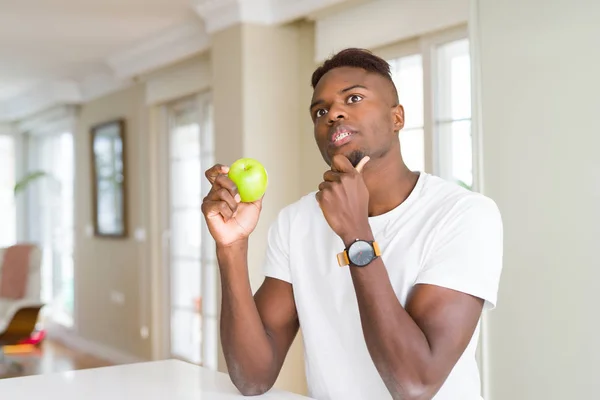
[205,164,230,185]
[202,199,235,222]
[355,156,370,173]
[213,175,241,202]
[250,195,264,210]
[325,155,369,182]
[202,186,240,221]
[203,173,241,222]
[207,187,239,210]
[203,163,245,223]
[331,154,370,173]
[323,170,341,183]
[318,181,333,192]
[205,164,241,201]
[331,154,354,173]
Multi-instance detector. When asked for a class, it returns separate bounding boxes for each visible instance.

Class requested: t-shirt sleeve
[414,195,504,310]
[262,207,293,284]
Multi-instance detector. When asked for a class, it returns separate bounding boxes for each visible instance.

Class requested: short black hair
[311,48,398,103]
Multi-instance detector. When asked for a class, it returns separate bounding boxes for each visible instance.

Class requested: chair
[0,245,44,375]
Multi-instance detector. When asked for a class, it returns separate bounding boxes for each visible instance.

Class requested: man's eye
[316,109,328,118]
[347,95,363,104]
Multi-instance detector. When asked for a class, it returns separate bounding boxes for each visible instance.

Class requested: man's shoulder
[420,174,502,226]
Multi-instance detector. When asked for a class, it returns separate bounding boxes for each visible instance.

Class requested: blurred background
[0,0,598,399]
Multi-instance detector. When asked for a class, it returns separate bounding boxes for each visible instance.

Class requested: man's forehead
[314,67,371,93]
[310,66,397,109]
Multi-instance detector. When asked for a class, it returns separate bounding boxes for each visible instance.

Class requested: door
[25,131,75,327]
[162,93,217,369]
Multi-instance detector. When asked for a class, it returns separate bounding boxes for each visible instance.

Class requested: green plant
[13,170,53,196]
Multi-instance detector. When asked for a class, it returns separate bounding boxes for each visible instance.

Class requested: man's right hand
[201,163,263,247]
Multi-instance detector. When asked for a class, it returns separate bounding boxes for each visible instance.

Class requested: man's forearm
[217,241,277,395]
[341,230,438,399]
[350,259,437,399]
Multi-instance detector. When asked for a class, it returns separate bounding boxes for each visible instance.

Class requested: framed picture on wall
[90,118,127,238]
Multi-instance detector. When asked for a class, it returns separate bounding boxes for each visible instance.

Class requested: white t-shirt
[262,172,503,400]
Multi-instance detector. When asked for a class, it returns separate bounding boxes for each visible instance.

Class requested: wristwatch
[337,239,381,267]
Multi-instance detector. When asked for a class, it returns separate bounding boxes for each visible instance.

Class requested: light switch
[85,225,94,237]
[134,228,146,242]
[110,291,125,305]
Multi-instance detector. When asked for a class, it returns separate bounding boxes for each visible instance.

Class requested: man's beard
[347,150,367,168]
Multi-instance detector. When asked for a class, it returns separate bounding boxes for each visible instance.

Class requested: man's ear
[393,104,405,132]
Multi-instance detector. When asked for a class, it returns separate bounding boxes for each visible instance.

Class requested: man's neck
[363,152,419,217]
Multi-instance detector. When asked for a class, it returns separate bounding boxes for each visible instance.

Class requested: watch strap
[373,241,381,257]
[336,251,350,267]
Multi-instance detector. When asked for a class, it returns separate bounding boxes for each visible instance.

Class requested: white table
[0,359,314,399]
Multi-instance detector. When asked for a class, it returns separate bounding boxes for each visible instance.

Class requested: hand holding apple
[201,160,266,247]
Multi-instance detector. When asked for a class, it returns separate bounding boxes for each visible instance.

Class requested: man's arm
[339,197,501,400]
[218,240,299,396]
[200,163,299,396]
[344,238,483,400]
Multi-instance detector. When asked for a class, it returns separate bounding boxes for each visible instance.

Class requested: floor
[0,340,112,379]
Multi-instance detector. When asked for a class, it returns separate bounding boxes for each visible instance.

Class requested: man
[201,48,503,400]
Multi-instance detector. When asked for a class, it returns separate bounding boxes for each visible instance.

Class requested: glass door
[164,93,216,368]
[25,132,74,327]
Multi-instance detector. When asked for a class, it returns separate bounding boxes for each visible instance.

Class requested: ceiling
[0,0,197,102]
[0,0,360,121]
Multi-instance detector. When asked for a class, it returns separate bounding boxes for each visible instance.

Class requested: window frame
[23,129,76,328]
[15,105,78,330]
[373,24,481,192]
[152,90,217,370]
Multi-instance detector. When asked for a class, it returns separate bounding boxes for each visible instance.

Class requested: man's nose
[327,104,348,124]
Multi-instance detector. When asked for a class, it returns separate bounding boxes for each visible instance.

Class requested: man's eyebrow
[310,98,323,111]
[340,84,368,93]
[310,84,369,110]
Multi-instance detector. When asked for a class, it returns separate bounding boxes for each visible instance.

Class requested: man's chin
[347,150,367,168]
[327,149,367,168]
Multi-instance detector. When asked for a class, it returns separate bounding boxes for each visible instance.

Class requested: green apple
[228,158,268,203]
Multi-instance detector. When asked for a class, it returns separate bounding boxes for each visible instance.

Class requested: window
[0,135,16,247]
[435,38,472,189]
[385,28,475,190]
[389,54,425,172]
[165,93,217,369]
[26,131,74,327]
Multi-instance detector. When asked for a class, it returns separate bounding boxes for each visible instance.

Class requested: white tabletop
[0,359,313,399]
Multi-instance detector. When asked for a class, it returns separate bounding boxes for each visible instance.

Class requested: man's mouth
[330,126,357,147]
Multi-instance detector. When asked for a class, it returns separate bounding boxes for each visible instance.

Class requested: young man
[201,48,503,400]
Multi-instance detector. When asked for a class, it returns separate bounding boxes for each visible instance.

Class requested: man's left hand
[316,154,372,246]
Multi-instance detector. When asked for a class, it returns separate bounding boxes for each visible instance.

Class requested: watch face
[347,240,375,267]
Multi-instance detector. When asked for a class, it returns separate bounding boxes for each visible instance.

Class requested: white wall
[315,0,468,61]
[474,0,600,399]
[143,54,211,106]
[211,23,308,394]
